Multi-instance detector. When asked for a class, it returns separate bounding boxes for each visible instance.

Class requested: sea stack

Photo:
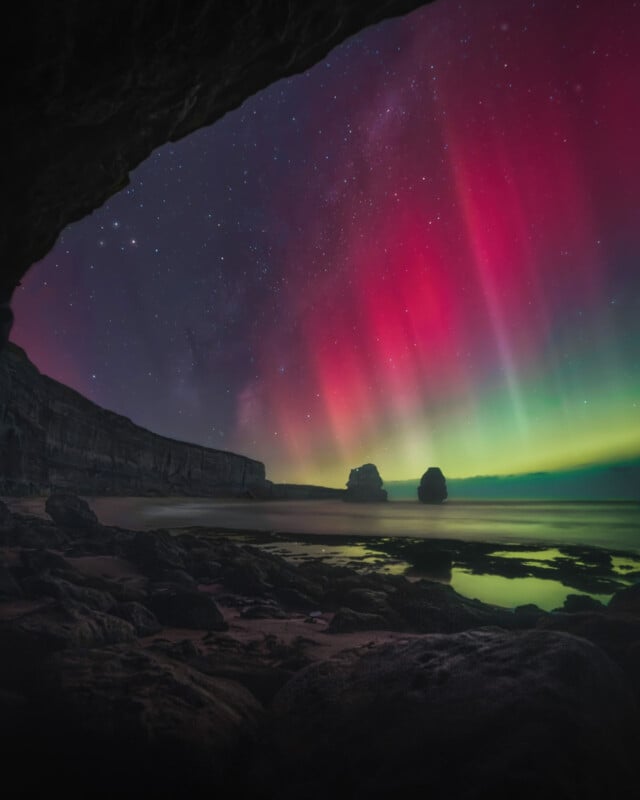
[418,467,448,504]
[344,463,388,502]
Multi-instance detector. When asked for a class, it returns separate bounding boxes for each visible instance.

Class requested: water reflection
[450,572,611,611]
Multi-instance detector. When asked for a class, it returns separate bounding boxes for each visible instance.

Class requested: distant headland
[0,344,445,503]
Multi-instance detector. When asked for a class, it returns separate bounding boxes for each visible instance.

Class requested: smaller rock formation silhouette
[418,467,448,504]
[344,463,388,502]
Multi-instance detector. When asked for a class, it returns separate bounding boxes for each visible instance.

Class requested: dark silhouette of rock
[216,544,324,604]
[21,646,263,797]
[272,586,318,612]
[0,602,137,675]
[148,636,295,707]
[537,611,640,700]
[0,562,22,599]
[17,548,86,585]
[129,529,188,575]
[608,582,640,615]
[240,603,288,620]
[147,585,227,631]
[0,287,14,351]
[387,578,514,633]
[0,500,12,529]
[0,343,269,496]
[556,593,606,613]
[400,542,453,578]
[344,463,388,502]
[328,607,394,633]
[1,515,69,549]
[21,574,116,613]
[418,466,448,503]
[512,603,547,628]
[45,493,98,528]
[112,601,162,637]
[80,573,147,604]
[256,630,635,798]
[342,588,396,614]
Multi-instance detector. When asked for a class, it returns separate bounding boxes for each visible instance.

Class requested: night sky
[12,0,640,487]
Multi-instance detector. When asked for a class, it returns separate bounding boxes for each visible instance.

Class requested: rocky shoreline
[1,494,639,796]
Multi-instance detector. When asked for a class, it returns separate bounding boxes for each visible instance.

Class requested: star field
[12,0,640,486]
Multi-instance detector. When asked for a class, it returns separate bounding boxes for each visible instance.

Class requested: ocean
[82,497,640,551]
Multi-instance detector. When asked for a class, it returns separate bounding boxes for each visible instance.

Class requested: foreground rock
[344,463,388,502]
[2,496,640,796]
[0,560,22,598]
[45,493,98,528]
[418,466,448,503]
[4,645,262,797]
[0,601,136,656]
[608,582,640,615]
[255,629,635,798]
[147,585,227,631]
[0,500,12,528]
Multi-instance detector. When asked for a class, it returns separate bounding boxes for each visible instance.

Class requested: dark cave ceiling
[3,0,433,298]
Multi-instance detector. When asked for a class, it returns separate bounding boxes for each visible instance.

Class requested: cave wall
[4,0,433,301]
[0,343,268,496]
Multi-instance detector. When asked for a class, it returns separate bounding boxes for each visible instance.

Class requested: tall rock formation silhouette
[344,463,388,502]
[418,467,448,504]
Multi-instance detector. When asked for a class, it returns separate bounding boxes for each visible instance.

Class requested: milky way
[12,0,640,486]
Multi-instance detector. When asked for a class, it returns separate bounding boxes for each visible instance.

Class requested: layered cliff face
[0,343,267,496]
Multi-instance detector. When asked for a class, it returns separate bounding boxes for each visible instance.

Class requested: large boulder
[344,463,387,502]
[538,610,640,698]
[417,466,448,503]
[0,602,137,690]
[0,561,22,598]
[0,500,12,529]
[129,530,187,575]
[555,594,606,614]
[147,585,227,631]
[112,601,162,637]
[45,494,99,528]
[255,629,635,798]
[21,574,116,612]
[328,607,396,633]
[608,582,640,615]
[4,645,263,797]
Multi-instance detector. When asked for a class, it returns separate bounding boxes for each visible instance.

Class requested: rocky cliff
[0,343,268,496]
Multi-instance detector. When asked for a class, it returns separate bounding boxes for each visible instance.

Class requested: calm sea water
[8,497,640,610]
[83,497,640,552]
